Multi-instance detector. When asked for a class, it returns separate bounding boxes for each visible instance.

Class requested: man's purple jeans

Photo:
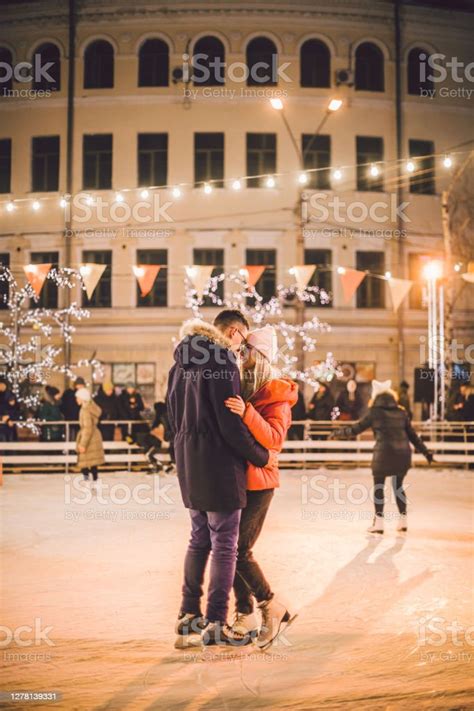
[181,508,241,623]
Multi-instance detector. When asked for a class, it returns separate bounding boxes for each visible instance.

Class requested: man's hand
[224,396,246,418]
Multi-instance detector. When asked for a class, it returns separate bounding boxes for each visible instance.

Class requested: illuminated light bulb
[60,197,68,208]
[454,263,461,272]
[298,172,308,185]
[332,169,342,181]
[32,200,41,211]
[289,268,296,275]
[133,266,145,278]
[140,189,149,199]
[203,183,213,194]
[422,260,443,281]
[385,271,392,279]
[328,98,343,112]
[115,193,124,203]
[25,264,38,274]
[337,266,346,275]
[172,186,182,198]
[232,179,242,190]
[265,176,276,188]
[270,98,284,110]
[85,194,94,205]
[370,164,380,177]
[443,155,453,168]
[80,265,91,277]
[406,160,415,173]
[6,201,15,212]
[186,266,197,279]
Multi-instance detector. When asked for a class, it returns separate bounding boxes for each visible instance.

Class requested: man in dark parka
[167,310,269,646]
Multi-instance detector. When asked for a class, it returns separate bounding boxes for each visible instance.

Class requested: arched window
[246,37,278,86]
[355,42,384,92]
[0,47,13,93]
[138,39,169,87]
[300,39,330,88]
[193,36,225,86]
[407,47,433,95]
[32,43,61,91]
[84,40,114,89]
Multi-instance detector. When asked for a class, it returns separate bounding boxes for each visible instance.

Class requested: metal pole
[439,283,446,421]
[433,277,438,420]
[427,278,434,420]
[394,0,405,382]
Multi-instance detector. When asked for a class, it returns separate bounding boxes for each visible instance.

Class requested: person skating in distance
[224,325,298,650]
[332,379,434,534]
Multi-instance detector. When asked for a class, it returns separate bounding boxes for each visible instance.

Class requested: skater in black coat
[334,380,433,534]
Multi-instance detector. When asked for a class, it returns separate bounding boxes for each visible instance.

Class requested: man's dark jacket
[339,391,431,474]
[167,319,269,511]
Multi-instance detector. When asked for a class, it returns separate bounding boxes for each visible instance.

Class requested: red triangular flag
[241,266,265,288]
[133,265,161,297]
[339,268,366,304]
[23,263,52,297]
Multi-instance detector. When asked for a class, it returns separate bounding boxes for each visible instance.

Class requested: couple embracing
[167,309,298,649]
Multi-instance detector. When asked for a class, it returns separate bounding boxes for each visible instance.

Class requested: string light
[443,155,453,168]
[59,197,68,208]
[115,193,124,203]
[172,186,182,198]
[332,169,342,181]
[140,189,149,199]
[298,172,308,185]
[32,200,41,211]
[203,183,213,194]
[85,194,94,206]
[337,266,346,275]
[406,160,415,173]
[6,201,15,212]
[454,262,462,272]
[265,176,276,188]
[232,179,242,190]
[384,271,392,279]
[369,164,380,178]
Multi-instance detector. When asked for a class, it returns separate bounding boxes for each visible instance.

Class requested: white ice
[1,467,473,710]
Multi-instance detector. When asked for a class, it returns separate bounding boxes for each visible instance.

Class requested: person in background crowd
[451,383,468,420]
[119,383,146,442]
[287,385,306,440]
[94,381,122,441]
[307,382,335,421]
[0,378,14,443]
[333,379,433,534]
[3,391,20,442]
[75,387,105,491]
[135,401,175,474]
[461,385,474,421]
[60,377,86,440]
[397,380,412,419]
[336,379,362,421]
[38,386,64,442]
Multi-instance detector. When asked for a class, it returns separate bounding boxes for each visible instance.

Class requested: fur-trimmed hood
[175,318,235,370]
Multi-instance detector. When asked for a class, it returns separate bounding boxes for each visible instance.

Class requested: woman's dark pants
[372,471,408,517]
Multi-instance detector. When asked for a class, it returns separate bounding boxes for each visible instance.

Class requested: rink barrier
[0,420,473,473]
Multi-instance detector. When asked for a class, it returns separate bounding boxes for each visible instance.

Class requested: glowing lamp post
[422,260,445,420]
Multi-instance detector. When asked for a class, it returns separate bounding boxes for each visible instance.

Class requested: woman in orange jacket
[224,324,298,650]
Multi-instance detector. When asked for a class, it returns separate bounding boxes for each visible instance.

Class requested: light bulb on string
[406,160,415,173]
[337,266,346,275]
[265,176,276,188]
[203,183,213,194]
[454,262,462,272]
[60,196,68,208]
[6,201,15,212]
[32,200,41,211]
[443,155,453,168]
[298,172,308,185]
[232,179,242,190]
[369,164,380,178]
[172,186,182,198]
[85,194,94,206]
[140,189,149,199]
[115,193,124,203]
[332,169,342,181]
[384,271,392,279]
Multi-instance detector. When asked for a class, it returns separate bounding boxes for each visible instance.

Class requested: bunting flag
[387,277,413,311]
[461,261,474,284]
[79,263,107,299]
[23,263,52,297]
[132,265,161,297]
[240,265,265,288]
[185,265,214,298]
[291,265,316,291]
[339,268,366,304]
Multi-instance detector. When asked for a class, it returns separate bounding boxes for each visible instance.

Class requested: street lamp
[269,96,344,370]
[422,259,445,420]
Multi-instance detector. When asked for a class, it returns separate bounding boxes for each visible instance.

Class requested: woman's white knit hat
[371,379,392,399]
[75,387,91,402]
[247,325,278,363]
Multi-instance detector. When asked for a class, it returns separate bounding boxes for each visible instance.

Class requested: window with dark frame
[32,43,61,91]
[193,248,224,305]
[304,249,332,307]
[83,134,112,190]
[138,133,168,187]
[0,253,10,309]
[246,37,278,86]
[81,250,112,308]
[407,47,433,95]
[84,40,114,89]
[246,133,276,188]
[138,39,169,87]
[355,42,384,92]
[194,133,224,187]
[136,249,168,307]
[356,136,384,192]
[32,136,60,192]
[0,47,13,93]
[409,139,436,195]
[246,249,276,303]
[31,251,59,309]
[302,134,331,190]
[192,36,225,86]
[0,139,11,193]
[300,39,330,88]
[356,251,385,308]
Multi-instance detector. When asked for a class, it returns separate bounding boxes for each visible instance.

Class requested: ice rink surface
[1,467,473,711]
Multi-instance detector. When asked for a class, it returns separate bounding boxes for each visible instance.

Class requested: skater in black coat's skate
[334,379,433,534]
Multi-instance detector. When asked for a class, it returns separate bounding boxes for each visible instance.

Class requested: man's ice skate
[367,515,384,534]
[396,513,408,533]
[229,611,259,645]
[201,621,249,647]
[255,598,296,651]
[174,613,207,649]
